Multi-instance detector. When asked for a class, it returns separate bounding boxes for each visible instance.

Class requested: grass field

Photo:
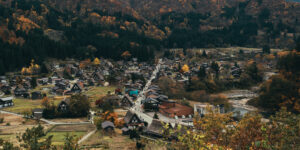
[2,98,61,114]
[44,131,86,145]
[84,86,116,106]
[81,129,136,150]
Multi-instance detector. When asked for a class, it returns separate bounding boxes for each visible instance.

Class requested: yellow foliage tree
[93,57,101,65]
[21,59,40,75]
[181,64,190,73]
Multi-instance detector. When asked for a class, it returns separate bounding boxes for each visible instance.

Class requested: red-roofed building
[159,101,193,118]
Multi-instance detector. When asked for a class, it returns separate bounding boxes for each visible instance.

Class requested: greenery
[163,108,300,149]
[249,52,300,114]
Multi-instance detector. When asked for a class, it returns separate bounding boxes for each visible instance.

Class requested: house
[101,121,115,132]
[57,98,71,112]
[194,103,224,117]
[32,108,44,119]
[92,72,104,82]
[144,119,165,138]
[1,85,11,95]
[31,91,43,100]
[129,89,139,96]
[159,101,193,118]
[124,111,144,129]
[121,95,134,107]
[71,83,83,93]
[0,97,14,108]
[102,95,121,107]
[121,127,130,135]
[142,98,159,111]
[14,87,29,98]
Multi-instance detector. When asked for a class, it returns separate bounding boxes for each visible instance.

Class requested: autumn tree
[121,51,131,60]
[267,107,300,149]
[245,61,262,83]
[68,94,90,117]
[181,64,189,73]
[254,75,300,113]
[41,96,50,108]
[230,113,269,149]
[93,57,101,65]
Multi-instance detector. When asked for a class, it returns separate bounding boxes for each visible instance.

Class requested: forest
[0,0,299,75]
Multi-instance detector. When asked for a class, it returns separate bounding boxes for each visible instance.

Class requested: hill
[0,0,299,74]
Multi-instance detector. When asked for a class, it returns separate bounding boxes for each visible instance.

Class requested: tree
[211,61,220,78]
[31,77,37,89]
[267,108,300,149]
[17,124,55,150]
[181,64,190,73]
[153,112,159,119]
[202,50,207,57]
[198,66,206,79]
[296,38,300,52]
[263,45,270,54]
[245,61,262,83]
[0,139,19,150]
[68,94,90,117]
[255,75,299,113]
[121,51,131,60]
[63,133,78,150]
[41,97,50,108]
[93,57,101,65]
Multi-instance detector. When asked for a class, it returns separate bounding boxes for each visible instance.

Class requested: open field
[51,124,95,132]
[47,118,89,123]
[45,131,86,145]
[2,98,61,114]
[43,124,95,145]
[84,86,116,107]
[0,114,53,146]
[81,129,136,150]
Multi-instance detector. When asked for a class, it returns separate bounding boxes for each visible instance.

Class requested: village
[0,47,282,149]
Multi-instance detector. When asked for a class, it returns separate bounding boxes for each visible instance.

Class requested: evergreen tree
[31,77,37,89]
[263,45,271,54]
[202,50,207,57]
[198,66,206,79]
[211,61,220,78]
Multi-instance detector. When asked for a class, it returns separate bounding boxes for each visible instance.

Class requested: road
[130,59,163,124]
[129,59,191,126]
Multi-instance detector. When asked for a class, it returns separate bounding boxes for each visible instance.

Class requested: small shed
[31,91,43,100]
[101,121,115,132]
[32,108,44,119]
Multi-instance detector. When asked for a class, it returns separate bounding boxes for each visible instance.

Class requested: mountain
[0,0,299,74]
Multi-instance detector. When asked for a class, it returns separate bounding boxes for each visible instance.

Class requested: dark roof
[105,95,121,101]
[121,127,129,132]
[124,110,142,124]
[32,108,44,113]
[146,119,165,135]
[101,121,115,129]
[124,111,135,124]
[58,98,71,105]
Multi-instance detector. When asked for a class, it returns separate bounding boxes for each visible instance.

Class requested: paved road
[129,59,192,126]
